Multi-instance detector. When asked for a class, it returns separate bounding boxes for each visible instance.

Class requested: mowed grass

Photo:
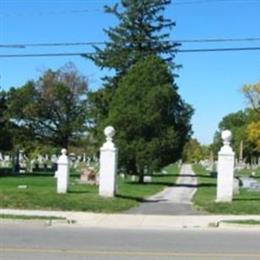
[235,167,260,178]
[192,164,260,214]
[0,164,179,213]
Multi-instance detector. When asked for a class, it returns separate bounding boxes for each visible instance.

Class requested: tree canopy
[87,0,184,146]
[7,63,89,149]
[212,108,259,162]
[87,0,179,76]
[242,82,260,114]
[103,56,193,181]
[0,91,13,151]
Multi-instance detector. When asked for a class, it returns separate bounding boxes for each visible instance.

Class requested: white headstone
[216,130,235,202]
[56,149,70,194]
[51,154,58,163]
[99,126,118,197]
[144,176,152,183]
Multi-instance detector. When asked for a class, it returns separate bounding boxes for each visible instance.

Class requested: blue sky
[0,0,259,144]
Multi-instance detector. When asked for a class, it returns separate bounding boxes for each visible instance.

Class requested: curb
[218,221,260,229]
[1,209,260,230]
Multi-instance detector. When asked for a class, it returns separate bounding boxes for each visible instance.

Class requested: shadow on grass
[68,190,91,194]
[152,173,179,177]
[126,181,216,188]
[0,172,80,178]
[233,197,260,201]
[116,194,146,202]
[116,194,167,203]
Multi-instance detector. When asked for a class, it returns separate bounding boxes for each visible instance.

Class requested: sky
[0,0,259,145]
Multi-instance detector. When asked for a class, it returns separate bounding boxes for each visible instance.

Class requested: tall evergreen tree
[87,0,179,76]
[86,0,181,135]
[103,56,193,182]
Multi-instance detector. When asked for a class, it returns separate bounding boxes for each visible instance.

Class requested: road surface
[0,222,260,260]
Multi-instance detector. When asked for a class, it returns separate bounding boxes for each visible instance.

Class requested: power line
[1,37,260,49]
[1,46,260,58]
[179,46,260,52]
[0,42,105,48]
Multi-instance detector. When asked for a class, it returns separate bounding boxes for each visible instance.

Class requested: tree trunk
[138,174,144,184]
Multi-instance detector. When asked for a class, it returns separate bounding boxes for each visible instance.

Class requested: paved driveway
[126,164,202,215]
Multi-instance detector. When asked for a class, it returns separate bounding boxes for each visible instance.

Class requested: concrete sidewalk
[1,208,260,230]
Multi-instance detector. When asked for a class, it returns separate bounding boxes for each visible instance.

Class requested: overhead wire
[1,37,260,49]
[1,46,260,58]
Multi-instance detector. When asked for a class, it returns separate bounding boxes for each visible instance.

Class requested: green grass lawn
[222,219,260,225]
[0,164,179,213]
[192,164,260,214]
[235,167,260,178]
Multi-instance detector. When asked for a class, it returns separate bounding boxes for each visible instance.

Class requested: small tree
[242,82,260,114]
[103,56,193,182]
[7,63,89,149]
[182,139,204,163]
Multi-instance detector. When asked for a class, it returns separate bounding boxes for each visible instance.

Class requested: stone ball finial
[104,126,115,140]
[221,130,232,145]
[61,148,67,155]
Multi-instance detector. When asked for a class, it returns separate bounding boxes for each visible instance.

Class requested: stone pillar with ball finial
[99,126,118,197]
[56,148,70,194]
[216,130,235,202]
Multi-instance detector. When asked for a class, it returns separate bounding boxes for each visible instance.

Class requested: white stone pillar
[99,126,118,197]
[56,149,70,194]
[216,130,235,202]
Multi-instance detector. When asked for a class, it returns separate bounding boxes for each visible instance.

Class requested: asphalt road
[1,222,260,259]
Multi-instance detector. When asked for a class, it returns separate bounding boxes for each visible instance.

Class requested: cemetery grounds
[193,164,260,214]
[0,164,179,213]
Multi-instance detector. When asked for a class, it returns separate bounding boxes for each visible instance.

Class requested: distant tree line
[211,82,260,162]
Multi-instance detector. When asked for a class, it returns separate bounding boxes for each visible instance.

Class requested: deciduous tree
[7,63,89,149]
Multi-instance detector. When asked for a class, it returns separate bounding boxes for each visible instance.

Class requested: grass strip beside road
[0,214,66,220]
[193,164,260,214]
[222,220,260,225]
[0,164,179,213]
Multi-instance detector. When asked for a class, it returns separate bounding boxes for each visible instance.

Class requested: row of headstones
[201,159,260,173]
[0,152,97,172]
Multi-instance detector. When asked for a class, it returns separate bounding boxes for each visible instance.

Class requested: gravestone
[55,149,70,194]
[79,166,97,185]
[240,177,258,189]
[99,126,118,197]
[216,130,235,203]
[131,175,138,182]
[233,178,240,195]
[144,176,152,183]
[37,154,44,169]
[249,182,260,192]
